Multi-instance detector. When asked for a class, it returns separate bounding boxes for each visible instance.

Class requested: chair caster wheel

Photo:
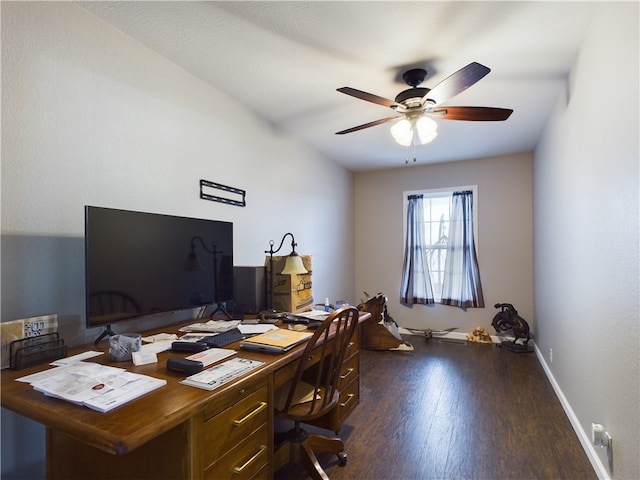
[338,451,347,466]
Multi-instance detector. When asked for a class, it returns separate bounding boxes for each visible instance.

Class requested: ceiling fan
[335,62,513,147]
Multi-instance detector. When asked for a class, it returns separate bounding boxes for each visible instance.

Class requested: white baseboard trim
[533,343,610,480]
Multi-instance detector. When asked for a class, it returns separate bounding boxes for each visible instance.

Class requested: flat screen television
[85,206,233,343]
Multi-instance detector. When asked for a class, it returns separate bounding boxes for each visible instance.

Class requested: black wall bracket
[199,179,246,207]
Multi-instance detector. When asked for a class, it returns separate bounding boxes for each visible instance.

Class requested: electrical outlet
[549,347,553,363]
[592,423,614,473]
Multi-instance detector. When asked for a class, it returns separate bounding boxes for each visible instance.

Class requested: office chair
[273,306,359,480]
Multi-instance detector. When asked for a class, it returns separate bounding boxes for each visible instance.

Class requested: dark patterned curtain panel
[401,194,434,304]
[441,191,485,308]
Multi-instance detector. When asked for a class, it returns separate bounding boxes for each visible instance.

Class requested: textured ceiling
[77,1,597,171]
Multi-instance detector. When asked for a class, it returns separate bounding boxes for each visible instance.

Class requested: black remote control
[171,341,208,352]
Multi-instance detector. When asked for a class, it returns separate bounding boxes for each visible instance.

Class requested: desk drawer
[338,352,359,391]
[205,423,269,480]
[336,374,359,423]
[345,328,359,359]
[202,384,269,469]
[307,360,359,433]
[202,377,267,419]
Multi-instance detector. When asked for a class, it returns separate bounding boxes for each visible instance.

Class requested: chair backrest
[89,290,141,315]
[280,306,359,419]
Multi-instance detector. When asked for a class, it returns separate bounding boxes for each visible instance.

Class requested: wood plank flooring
[274,335,597,480]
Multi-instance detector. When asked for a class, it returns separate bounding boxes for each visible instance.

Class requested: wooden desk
[1,314,368,480]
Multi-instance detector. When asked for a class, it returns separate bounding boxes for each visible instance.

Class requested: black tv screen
[85,206,233,337]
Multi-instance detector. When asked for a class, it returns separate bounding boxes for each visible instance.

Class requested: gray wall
[533,3,639,479]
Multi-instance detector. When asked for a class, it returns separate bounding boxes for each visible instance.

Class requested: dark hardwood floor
[274,335,597,480]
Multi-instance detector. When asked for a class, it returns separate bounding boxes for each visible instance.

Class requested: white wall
[534,3,639,479]
[1,3,354,476]
[354,153,534,335]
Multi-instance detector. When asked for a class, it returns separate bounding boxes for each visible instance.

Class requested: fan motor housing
[395,87,430,106]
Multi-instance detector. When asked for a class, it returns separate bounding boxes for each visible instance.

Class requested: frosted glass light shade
[390,118,413,146]
[415,116,438,144]
[390,115,438,146]
[280,254,307,275]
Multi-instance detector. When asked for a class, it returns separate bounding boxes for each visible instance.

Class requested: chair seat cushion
[274,380,339,419]
[274,380,317,411]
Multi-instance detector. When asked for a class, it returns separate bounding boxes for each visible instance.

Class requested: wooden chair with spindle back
[273,306,359,480]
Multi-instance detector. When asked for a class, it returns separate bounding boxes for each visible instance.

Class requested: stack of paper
[185,348,236,367]
[289,310,331,321]
[179,320,241,333]
[18,362,166,413]
[181,357,263,391]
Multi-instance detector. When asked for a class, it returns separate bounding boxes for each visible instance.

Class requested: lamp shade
[280,254,308,275]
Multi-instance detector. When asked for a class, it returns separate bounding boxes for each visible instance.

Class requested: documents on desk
[142,333,178,343]
[185,347,236,367]
[50,350,103,366]
[179,319,241,333]
[237,324,279,335]
[181,357,264,391]
[239,328,313,353]
[17,362,166,413]
[288,310,331,321]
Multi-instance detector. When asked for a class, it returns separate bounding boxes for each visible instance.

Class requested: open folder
[239,328,313,353]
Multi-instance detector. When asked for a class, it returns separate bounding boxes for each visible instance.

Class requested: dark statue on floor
[491,303,533,353]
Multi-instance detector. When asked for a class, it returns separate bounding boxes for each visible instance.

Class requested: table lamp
[261,232,307,319]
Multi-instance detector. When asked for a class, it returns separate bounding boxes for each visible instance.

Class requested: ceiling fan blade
[337,87,402,109]
[335,116,400,135]
[423,62,491,106]
[432,106,513,121]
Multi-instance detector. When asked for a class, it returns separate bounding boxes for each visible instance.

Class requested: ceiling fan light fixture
[415,115,438,144]
[390,118,413,146]
[390,115,438,147]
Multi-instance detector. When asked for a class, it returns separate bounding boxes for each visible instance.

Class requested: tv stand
[210,302,232,320]
[93,325,116,345]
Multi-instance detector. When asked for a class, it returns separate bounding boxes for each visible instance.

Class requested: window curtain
[441,191,485,308]
[401,194,434,304]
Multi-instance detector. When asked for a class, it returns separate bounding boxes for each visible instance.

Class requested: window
[403,186,479,303]
[422,192,452,301]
